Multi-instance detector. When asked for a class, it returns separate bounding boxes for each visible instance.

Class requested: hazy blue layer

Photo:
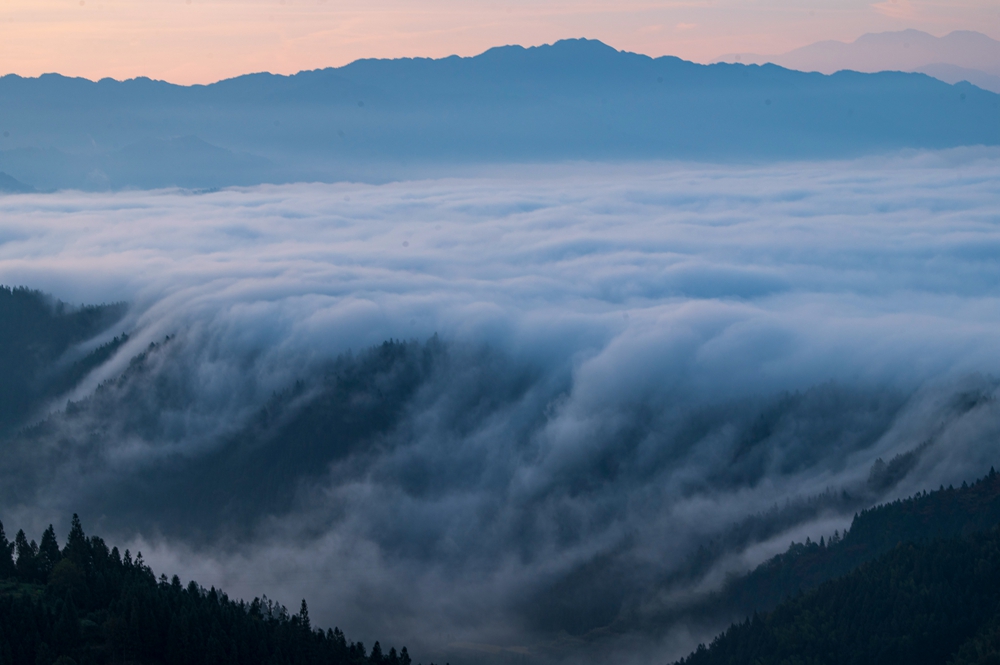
[0,39,996,191]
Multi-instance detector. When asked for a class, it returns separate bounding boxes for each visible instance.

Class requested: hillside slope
[710,468,1000,619]
[670,469,1000,664]
[675,519,1000,665]
[0,515,412,665]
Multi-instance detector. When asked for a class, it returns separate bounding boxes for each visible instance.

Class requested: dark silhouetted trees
[0,514,408,665]
[675,468,1000,665]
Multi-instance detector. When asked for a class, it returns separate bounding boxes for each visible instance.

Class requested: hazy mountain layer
[0,38,996,190]
[717,29,1000,93]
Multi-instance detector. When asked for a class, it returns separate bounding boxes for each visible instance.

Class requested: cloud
[1,150,1000,664]
[871,0,916,19]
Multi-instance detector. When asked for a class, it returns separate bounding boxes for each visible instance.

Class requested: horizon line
[0,28,989,88]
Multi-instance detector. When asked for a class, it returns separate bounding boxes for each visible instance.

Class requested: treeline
[0,286,126,432]
[0,515,413,665]
[705,467,1000,620]
[674,468,1000,665]
[677,520,1000,665]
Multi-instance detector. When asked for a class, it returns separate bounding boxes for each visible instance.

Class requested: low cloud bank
[1,151,1000,663]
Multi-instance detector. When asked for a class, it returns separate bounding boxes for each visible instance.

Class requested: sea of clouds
[1,149,1000,664]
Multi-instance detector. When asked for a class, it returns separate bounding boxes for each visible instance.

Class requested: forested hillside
[0,286,125,432]
[674,469,1000,665]
[706,467,1000,619]
[0,516,413,665]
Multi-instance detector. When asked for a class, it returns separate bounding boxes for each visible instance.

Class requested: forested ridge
[0,515,415,665]
[0,286,126,433]
[706,465,1000,619]
[675,468,1000,665]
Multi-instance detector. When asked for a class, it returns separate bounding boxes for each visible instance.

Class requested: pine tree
[63,514,87,566]
[298,599,311,632]
[13,530,38,581]
[0,520,14,578]
[53,594,80,655]
[38,525,61,579]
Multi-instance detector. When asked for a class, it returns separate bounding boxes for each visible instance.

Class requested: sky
[2,150,1000,663]
[0,0,998,84]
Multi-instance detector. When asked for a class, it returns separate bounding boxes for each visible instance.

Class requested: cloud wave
[1,150,1000,664]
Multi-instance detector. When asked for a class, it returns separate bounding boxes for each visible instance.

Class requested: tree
[14,529,38,581]
[0,519,14,578]
[62,515,87,567]
[38,525,61,578]
[299,599,311,631]
[0,513,413,665]
[53,594,80,655]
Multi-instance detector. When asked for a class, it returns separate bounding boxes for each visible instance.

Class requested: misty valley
[1,160,1000,664]
[0,32,999,665]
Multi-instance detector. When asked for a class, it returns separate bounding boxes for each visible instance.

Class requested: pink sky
[0,0,997,84]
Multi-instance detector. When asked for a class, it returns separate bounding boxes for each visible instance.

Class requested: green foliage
[0,515,408,665]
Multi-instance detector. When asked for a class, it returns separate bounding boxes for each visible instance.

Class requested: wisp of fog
[1,151,1000,664]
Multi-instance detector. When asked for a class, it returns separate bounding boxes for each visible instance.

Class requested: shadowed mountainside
[673,470,1000,665]
[0,515,413,665]
[0,287,126,434]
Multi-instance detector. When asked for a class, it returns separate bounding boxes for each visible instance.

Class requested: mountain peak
[715,29,1000,90]
[0,172,34,194]
[476,38,621,63]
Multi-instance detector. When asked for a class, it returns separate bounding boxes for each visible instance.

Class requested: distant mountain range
[0,172,32,193]
[0,37,996,191]
[717,29,1000,93]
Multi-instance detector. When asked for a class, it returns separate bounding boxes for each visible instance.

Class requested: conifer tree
[63,514,87,566]
[38,525,61,578]
[299,599,311,631]
[53,593,80,655]
[0,519,14,578]
[14,529,38,581]
[0,513,413,665]
[370,641,384,665]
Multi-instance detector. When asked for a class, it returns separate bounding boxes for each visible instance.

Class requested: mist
[1,151,1000,664]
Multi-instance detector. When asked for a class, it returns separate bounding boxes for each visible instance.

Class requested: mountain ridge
[673,472,1000,665]
[0,37,996,190]
[717,29,1000,92]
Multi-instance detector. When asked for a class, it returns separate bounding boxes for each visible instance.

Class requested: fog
[1,151,1000,664]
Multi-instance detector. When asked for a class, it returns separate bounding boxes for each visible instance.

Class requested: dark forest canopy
[0,515,421,665]
[699,464,1000,621]
[674,468,1000,665]
[0,286,126,433]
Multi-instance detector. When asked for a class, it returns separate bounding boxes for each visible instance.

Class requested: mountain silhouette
[717,29,1000,93]
[0,38,996,190]
[0,171,33,193]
